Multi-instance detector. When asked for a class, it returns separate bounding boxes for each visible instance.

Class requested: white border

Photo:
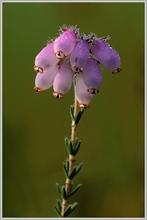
[144,0,146,219]
[0,0,2,219]
[1,0,146,220]
[0,0,146,2]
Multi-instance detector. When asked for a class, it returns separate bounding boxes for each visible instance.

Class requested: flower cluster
[34,25,122,108]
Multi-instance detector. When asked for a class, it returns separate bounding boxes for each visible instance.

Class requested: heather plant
[33,25,122,217]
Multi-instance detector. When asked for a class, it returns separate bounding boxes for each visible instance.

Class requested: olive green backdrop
[3,2,144,218]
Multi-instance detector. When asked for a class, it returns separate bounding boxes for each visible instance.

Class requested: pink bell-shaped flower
[53,62,74,99]
[53,30,77,59]
[75,73,94,109]
[34,66,58,93]
[91,39,122,73]
[34,42,59,74]
[82,58,102,94]
[70,40,90,73]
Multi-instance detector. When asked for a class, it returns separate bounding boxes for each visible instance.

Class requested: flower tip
[34,66,44,74]
[53,92,63,99]
[79,103,89,109]
[87,88,99,94]
[55,51,65,59]
[112,67,122,74]
[71,65,82,74]
[34,86,44,93]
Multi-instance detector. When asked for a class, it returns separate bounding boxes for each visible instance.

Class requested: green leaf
[56,183,61,194]
[71,202,78,213]
[74,137,80,147]
[69,182,73,193]
[65,159,69,173]
[69,140,74,155]
[76,163,83,175]
[69,166,77,180]
[75,108,84,125]
[70,105,75,121]
[56,199,61,213]
[65,137,74,155]
[68,184,82,197]
[63,163,69,179]
[61,186,67,200]
[64,202,78,217]
[73,139,81,155]
[64,205,72,217]
[54,205,61,217]
[69,163,83,180]
[65,137,70,154]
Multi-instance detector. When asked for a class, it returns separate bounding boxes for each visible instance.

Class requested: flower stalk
[61,98,79,217]
[71,98,79,145]
[55,83,84,217]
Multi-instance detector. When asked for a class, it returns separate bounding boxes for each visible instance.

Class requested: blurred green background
[3,2,144,218]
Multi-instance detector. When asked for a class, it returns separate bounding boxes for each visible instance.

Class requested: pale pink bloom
[91,39,121,73]
[34,43,59,74]
[75,73,94,109]
[82,58,102,94]
[70,40,90,73]
[53,30,77,59]
[34,66,58,92]
[53,63,74,98]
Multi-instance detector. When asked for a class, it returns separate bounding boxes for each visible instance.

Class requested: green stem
[61,98,79,217]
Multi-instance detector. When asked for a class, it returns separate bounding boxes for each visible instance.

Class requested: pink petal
[34,43,59,73]
[82,58,102,94]
[53,30,77,58]
[75,73,94,108]
[53,62,74,98]
[70,40,90,73]
[91,39,121,73]
[34,66,58,92]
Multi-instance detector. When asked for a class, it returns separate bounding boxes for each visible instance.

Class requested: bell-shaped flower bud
[53,62,74,99]
[53,30,77,59]
[82,58,102,94]
[34,43,59,74]
[70,40,90,73]
[75,73,94,109]
[34,66,58,93]
[91,39,122,73]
